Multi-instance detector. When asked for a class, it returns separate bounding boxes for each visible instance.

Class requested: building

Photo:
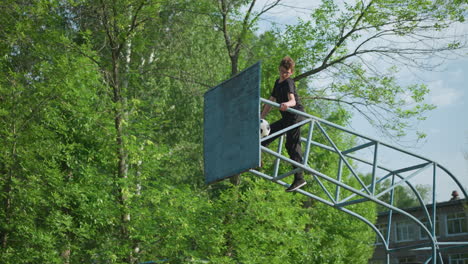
[370,198,467,264]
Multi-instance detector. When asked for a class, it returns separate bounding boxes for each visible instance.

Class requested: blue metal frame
[250,98,468,264]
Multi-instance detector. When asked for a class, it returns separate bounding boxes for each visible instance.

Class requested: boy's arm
[279,93,296,111]
[261,96,276,119]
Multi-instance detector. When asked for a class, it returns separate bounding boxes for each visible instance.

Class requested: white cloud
[428,80,464,107]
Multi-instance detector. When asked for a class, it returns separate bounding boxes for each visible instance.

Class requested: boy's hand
[280,103,288,111]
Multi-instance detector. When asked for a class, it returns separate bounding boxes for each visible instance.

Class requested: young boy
[261,56,306,192]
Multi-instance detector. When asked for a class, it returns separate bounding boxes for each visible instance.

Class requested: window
[446,212,468,235]
[375,223,388,244]
[419,216,440,239]
[398,256,417,264]
[449,253,468,264]
[369,259,385,264]
[396,221,416,242]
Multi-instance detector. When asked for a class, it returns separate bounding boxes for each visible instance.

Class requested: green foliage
[361,174,432,211]
[2,0,465,263]
[380,183,432,211]
[254,0,467,141]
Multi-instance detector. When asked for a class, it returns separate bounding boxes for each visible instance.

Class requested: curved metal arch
[254,98,468,264]
[253,144,445,263]
[339,167,436,236]
[248,169,391,251]
[306,142,437,230]
[321,152,461,241]
[437,164,468,198]
[254,146,439,244]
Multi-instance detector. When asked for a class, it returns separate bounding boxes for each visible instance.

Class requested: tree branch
[218,0,233,56]
[233,0,257,56]
[322,0,374,66]
[251,0,282,26]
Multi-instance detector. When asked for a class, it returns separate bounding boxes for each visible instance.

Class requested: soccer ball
[260,119,271,138]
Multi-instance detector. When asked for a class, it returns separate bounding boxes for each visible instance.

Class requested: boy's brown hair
[279,56,295,72]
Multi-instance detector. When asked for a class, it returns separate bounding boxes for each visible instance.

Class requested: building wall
[370,199,468,264]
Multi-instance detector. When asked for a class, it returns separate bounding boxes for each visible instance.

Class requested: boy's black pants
[261,115,304,181]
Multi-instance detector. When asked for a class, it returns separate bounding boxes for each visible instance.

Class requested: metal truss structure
[249,98,468,264]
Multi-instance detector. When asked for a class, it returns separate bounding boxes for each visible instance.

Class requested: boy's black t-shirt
[271,78,304,119]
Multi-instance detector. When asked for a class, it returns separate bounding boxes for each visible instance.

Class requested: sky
[350,58,468,202]
[253,0,468,201]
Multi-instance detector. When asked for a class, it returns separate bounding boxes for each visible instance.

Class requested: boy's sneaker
[285,178,307,192]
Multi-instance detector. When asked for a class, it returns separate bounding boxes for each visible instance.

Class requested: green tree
[1,0,466,263]
[221,0,467,141]
[382,183,431,210]
[0,1,114,263]
[64,0,230,262]
[361,174,432,211]
[283,0,466,141]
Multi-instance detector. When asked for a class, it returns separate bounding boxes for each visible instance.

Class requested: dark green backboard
[204,62,261,184]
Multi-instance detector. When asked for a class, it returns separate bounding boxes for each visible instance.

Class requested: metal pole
[273,135,284,178]
[335,159,343,201]
[253,97,468,264]
[432,162,437,264]
[259,146,436,241]
[386,174,396,264]
[315,122,370,194]
[371,142,379,195]
[302,120,315,165]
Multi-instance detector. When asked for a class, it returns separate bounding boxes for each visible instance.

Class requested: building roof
[377,198,467,217]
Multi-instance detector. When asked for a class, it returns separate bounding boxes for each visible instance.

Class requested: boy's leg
[285,120,306,191]
[260,119,287,169]
[261,119,287,147]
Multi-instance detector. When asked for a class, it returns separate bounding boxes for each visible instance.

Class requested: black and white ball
[260,119,270,138]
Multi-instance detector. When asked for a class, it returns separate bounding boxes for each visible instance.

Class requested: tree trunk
[228,54,243,185]
[111,47,133,263]
[230,54,238,77]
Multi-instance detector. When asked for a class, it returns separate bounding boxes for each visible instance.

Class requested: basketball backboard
[203,62,261,184]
